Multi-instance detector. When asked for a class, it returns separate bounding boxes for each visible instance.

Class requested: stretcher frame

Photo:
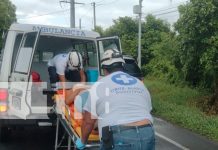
[54,102,100,150]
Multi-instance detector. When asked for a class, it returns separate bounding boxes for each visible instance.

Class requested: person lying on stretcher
[64,84,88,106]
[63,84,99,140]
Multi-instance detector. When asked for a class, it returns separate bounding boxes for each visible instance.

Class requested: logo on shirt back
[111,73,137,85]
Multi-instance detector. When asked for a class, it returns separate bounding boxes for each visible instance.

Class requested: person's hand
[75,138,85,150]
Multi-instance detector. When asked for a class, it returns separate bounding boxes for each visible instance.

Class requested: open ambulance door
[96,36,122,76]
[8,31,40,119]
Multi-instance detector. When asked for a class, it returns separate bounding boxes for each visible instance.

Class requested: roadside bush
[145,79,218,141]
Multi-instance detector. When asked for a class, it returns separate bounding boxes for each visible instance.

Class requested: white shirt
[48,53,83,75]
[83,71,153,138]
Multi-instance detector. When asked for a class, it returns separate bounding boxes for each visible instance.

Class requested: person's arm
[80,69,86,82]
[81,111,97,144]
[55,57,67,84]
[59,75,66,82]
[65,87,85,105]
[58,75,66,90]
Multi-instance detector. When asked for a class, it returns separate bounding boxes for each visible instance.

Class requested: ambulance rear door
[8,31,40,119]
[96,36,122,76]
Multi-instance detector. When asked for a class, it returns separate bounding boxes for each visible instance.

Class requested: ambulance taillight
[0,89,8,112]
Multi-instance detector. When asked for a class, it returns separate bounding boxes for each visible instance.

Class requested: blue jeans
[100,125,155,150]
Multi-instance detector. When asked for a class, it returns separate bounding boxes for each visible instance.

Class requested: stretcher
[44,85,100,150]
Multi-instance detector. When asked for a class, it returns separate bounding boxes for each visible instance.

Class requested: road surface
[0,117,218,150]
[154,117,218,150]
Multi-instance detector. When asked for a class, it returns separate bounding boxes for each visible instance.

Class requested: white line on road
[154,117,164,122]
[155,132,190,150]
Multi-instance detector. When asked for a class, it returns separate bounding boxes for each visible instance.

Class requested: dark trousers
[48,66,81,84]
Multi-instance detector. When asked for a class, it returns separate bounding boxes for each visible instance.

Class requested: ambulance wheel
[0,127,10,143]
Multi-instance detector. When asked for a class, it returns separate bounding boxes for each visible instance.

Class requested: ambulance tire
[0,126,10,143]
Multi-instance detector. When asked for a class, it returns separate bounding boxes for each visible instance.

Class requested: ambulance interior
[30,35,120,83]
[30,35,98,106]
[31,35,98,83]
[12,33,119,107]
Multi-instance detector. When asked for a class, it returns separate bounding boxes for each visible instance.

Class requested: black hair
[123,63,143,79]
[102,62,124,73]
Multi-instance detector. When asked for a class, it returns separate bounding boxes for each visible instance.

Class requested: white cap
[101,49,125,67]
[68,51,82,70]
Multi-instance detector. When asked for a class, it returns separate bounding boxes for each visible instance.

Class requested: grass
[144,79,218,141]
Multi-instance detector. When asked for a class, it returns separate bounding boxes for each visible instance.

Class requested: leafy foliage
[141,15,177,77]
[145,79,218,141]
[103,15,175,72]
[98,1,218,110]
[174,0,218,112]
[104,16,138,58]
[144,32,180,83]
[174,0,218,89]
[0,0,16,49]
[93,25,104,36]
[102,15,181,83]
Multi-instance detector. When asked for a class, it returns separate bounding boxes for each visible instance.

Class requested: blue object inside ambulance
[86,69,98,82]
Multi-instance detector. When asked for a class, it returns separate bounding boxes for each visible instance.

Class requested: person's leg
[48,66,59,84]
[111,126,155,150]
[139,126,155,150]
[112,128,137,150]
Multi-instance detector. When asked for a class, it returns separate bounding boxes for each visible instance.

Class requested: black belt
[111,124,152,134]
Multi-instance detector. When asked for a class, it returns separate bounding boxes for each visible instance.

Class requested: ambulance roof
[9,23,100,38]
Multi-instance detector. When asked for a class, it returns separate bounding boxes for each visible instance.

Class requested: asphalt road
[0,118,218,150]
[154,117,218,150]
[0,127,56,150]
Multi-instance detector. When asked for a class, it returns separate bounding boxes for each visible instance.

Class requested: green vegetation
[145,79,218,141]
[0,0,16,49]
[175,0,218,92]
[98,0,218,114]
[0,0,217,140]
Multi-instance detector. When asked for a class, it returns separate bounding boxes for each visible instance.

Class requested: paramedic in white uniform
[47,50,86,84]
[75,49,155,150]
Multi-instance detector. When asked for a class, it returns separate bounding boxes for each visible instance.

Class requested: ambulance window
[14,32,38,74]
[87,42,95,52]
[11,33,23,72]
[75,44,86,51]
[87,42,97,67]
[33,51,39,62]
[97,38,121,76]
[42,52,53,62]
[23,33,37,47]
[14,47,33,73]
[74,41,97,67]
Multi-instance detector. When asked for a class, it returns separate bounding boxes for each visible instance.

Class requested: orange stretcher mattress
[56,90,99,142]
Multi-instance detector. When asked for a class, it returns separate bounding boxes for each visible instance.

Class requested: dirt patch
[198,95,218,115]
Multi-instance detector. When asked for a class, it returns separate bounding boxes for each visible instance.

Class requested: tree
[174,0,218,111]
[104,16,138,37]
[0,0,16,49]
[141,15,171,65]
[93,25,104,36]
[104,17,138,58]
[144,32,180,82]
[103,15,173,66]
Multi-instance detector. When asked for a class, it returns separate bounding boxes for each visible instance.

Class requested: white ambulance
[0,23,121,141]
